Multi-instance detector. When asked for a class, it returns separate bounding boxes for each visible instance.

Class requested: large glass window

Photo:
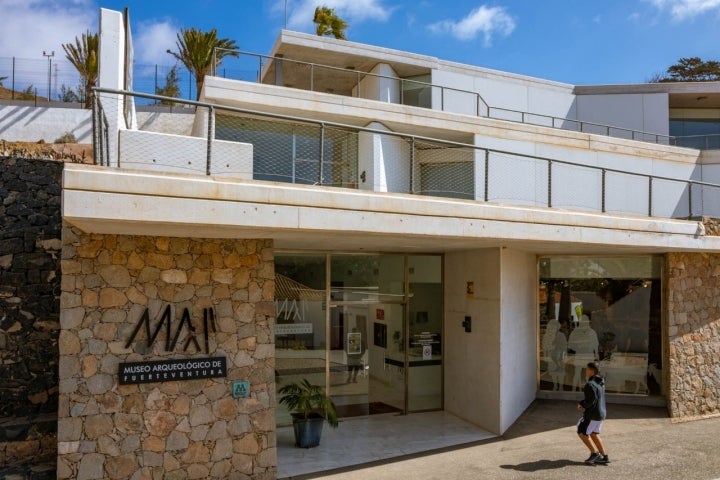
[670,119,720,149]
[401,74,432,109]
[275,253,443,425]
[538,256,662,396]
[274,254,327,426]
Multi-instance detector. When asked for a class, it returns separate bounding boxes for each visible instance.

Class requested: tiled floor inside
[277,411,496,478]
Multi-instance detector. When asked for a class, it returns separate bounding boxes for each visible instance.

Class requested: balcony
[90,87,720,221]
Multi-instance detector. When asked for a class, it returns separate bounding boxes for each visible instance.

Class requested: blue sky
[2,0,720,85]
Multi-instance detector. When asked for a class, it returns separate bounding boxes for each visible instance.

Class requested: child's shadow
[500,459,601,472]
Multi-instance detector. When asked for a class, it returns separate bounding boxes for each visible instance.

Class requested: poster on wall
[347,331,362,355]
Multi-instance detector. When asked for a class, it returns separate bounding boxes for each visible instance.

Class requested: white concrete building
[51,8,720,479]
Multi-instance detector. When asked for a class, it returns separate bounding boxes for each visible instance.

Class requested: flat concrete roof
[575,82,720,109]
[264,30,573,98]
[62,164,720,256]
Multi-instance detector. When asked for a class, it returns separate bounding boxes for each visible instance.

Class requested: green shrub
[54,132,77,144]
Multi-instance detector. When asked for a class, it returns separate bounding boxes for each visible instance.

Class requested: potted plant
[278,378,338,448]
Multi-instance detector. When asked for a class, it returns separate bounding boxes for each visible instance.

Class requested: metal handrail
[210,48,678,146]
[488,106,673,144]
[212,47,491,116]
[92,87,720,220]
[670,133,720,150]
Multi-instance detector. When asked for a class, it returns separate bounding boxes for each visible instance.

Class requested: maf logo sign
[125,305,217,354]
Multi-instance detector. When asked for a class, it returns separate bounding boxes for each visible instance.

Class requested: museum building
[4,7,720,479]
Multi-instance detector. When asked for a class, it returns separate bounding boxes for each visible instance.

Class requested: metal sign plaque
[118,357,227,385]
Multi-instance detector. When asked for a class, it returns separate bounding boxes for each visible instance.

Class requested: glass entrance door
[329,254,406,417]
[274,252,442,424]
[407,255,443,411]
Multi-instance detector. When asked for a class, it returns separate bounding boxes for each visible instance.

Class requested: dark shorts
[577,416,603,436]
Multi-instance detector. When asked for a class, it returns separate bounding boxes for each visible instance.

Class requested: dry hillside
[0,140,93,164]
[0,84,51,101]
[0,85,16,99]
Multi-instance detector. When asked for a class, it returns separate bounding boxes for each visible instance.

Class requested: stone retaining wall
[58,228,276,479]
[0,157,62,471]
[667,250,720,419]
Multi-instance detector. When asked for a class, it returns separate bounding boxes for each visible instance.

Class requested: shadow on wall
[0,105,92,143]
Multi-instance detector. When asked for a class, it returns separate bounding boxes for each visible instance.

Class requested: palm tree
[62,31,98,108]
[313,6,348,40]
[167,28,238,100]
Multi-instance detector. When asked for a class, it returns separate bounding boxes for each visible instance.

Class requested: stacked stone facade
[0,157,62,474]
[667,248,720,419]
[58,228,276,479]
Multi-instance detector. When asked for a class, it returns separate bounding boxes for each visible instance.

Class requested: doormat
[335,402,402,418]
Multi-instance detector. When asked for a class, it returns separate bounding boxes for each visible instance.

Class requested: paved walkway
[292,399,720,480]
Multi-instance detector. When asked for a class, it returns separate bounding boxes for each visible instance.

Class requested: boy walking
[576,361,609,465]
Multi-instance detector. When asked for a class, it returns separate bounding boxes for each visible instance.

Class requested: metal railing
[670,134,720,150]
[92,87,720,220]
[3,53,718,149]
[487,107,672,144]
[92,93,110,166]
[211,48,682,147]
[211,48,490,116]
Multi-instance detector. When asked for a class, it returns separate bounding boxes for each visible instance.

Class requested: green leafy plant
[167,28,238,100]
[156,65,181,105]
[313,6,348,39]
[62,31,98,108]
[58,84,82,103]
[278,378,338,427]
[20,85,35,100]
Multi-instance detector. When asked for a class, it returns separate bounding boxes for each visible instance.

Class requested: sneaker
[595,454,610,464]
[585,452,602,465]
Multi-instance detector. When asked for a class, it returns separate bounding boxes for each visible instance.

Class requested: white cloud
[646,0,720,20]
[0,1,178,76]
[427,5,515,45]
[0,0,95,58]
[133,21,179,66]
[282,0,393,32]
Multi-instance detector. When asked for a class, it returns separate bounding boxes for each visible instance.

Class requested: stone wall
[58,228,276,480]
[0,157,62,472]
[667,251,720,419]
[703,216,720,237]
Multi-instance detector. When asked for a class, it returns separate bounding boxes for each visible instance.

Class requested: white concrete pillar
[98,8,126,167]
[353,63,400,103]
[358,122,410,193]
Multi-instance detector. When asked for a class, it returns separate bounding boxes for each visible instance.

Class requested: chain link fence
[6,53,720,152]
[7,52,720,153]
[0,56,198,103]
[216,115,359,187]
